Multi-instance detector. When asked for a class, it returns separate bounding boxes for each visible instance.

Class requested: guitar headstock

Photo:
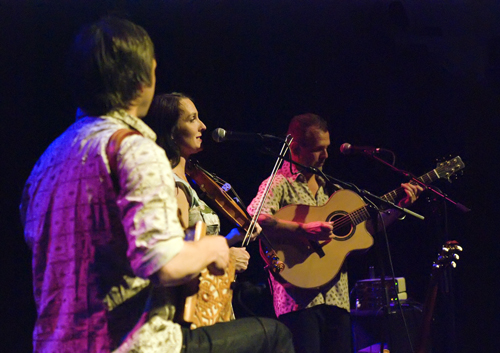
[433,240,462,270]
[435,156,465,182]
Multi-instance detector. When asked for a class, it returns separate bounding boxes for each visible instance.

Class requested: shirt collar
[76,108,157,142]
[280,160,326,187]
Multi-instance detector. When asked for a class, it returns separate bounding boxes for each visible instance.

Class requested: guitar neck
[381,169,438,204]
[342,156,464,230]
[344,169,438,230]
[416,241,461,353]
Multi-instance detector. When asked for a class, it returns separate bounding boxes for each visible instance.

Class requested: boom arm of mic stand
[313,165,425,221]
[360,189,425,221]
[369,154,470,213]
[258,148,424,220]
[414,181,470,213]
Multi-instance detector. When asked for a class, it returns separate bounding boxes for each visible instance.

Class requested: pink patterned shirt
[247,161,350,317]
[21,111,185,352]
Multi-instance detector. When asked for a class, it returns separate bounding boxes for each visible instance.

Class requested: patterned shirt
[173,175,221,236]
[21,110,185,352]
[247,161,350,317]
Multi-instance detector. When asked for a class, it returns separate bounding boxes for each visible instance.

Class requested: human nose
[199,120,206,132]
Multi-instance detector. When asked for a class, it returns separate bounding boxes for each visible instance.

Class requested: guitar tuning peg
[452,253,460,260]
[451,261,457,268]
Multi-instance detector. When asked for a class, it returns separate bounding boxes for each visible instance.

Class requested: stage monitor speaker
[351,304,422,353]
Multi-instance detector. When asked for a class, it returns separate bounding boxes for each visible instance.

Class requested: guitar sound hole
[328,212,355,241]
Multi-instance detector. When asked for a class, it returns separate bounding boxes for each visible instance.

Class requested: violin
[186,160,284,274]
[186,161,250,231]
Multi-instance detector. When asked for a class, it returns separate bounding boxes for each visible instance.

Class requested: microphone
[340,143,382,155]
[212,128,283,143]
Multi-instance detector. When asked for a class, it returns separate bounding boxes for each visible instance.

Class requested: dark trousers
[279,304,353,353]
[181,317,295,353]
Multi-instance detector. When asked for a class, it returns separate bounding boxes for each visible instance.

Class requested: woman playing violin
[146,92,260,273]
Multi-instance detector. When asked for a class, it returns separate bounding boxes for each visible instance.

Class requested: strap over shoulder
[175,181,193,208]
[106,129,143,192]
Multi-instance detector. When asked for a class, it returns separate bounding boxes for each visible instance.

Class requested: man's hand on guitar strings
[300,221,335,241]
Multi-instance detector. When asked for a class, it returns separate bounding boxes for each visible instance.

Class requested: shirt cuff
[132,236,185,279]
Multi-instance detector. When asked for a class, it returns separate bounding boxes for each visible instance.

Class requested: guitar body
[273,189,374,288]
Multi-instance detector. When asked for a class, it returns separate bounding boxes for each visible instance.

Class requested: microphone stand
[309,161,423,353]
[359,150,468,353]
[260,147,425,221]
[366,151,470,213]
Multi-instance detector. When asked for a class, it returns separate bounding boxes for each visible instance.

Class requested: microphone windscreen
[212,128,226,142]
[339,143,352,155]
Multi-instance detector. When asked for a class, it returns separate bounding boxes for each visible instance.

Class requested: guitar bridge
[309,240,325,258]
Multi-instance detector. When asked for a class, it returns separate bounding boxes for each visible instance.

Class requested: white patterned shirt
[173,175,221,236]
[21,110,185,352]
[247,161,350,317]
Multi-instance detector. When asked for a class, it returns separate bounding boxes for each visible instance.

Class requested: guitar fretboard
[338,169,437,229]
[347,207,371,228]
[382,169,439,204]
[334,156,463,230]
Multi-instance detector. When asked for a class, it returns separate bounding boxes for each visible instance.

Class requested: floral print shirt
[247,161,350,317]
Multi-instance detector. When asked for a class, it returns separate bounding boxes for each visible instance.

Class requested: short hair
[67,17,155,116]
[145,92,192,168]
[287,113,329,147]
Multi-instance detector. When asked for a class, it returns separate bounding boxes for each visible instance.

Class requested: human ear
[290,142,300,156]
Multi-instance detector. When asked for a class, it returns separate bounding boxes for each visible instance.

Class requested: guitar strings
[328,169,440,235]
[321,162,458,235]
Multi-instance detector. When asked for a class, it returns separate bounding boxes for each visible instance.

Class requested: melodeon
[176,221,236,329]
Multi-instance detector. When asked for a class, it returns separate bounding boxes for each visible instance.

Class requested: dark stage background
[2,1,499,352]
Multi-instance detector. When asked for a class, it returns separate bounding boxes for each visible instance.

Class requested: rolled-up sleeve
[115,135,185,279]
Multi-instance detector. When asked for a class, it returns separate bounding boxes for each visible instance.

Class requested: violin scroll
[259,240,285,274]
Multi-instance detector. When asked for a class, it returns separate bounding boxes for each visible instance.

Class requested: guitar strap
[106,128,143,193]
[175,181,194,208]
[106,128,188,229]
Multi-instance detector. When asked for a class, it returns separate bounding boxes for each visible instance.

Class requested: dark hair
[145,93,192,168]
[287,113,329,147]
[67,17,155,116]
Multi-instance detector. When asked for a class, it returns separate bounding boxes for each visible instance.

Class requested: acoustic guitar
[416,240,462,353]
[269,156,464,288]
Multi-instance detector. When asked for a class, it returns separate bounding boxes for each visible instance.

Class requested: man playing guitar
[247,113,423,353]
